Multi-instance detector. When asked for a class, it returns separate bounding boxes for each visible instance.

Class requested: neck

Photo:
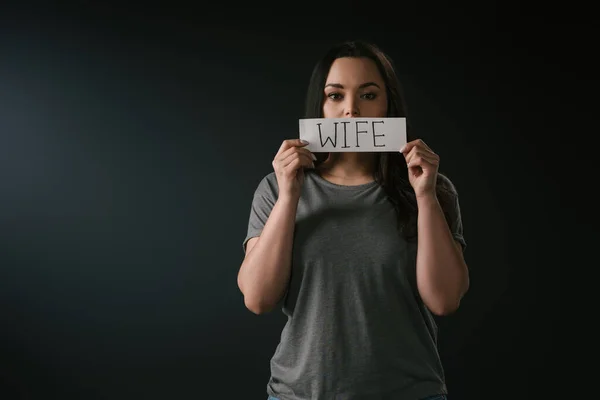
[317,152,377,184]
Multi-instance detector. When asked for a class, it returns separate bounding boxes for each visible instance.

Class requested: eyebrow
[324,82,381,89]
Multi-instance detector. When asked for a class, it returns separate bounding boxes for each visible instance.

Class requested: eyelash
[327,92,378,101]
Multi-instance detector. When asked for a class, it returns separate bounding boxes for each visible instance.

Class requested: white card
[299,117,406,152]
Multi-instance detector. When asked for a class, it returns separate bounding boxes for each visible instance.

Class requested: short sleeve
[437,174,467,252]
[242,173,279,253]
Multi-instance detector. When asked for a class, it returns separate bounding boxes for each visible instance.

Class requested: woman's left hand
[400,139,439,199]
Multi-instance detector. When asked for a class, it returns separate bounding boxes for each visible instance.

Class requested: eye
[327,92,342,100]
[361,92,377,100]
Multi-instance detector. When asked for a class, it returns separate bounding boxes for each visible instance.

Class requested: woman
[237,40,469,400]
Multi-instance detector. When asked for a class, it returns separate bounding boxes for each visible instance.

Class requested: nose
[344,98,359,117]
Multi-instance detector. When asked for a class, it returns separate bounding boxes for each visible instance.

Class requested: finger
[404,145,438,163]
[405,145,438,163]
[406,152,439,169]
[277,145,316,164]
[276,139,309,158]
[297,147,317,161]
[416,139,433,152]
[399,139,418,154]
[407,154,439,168]
[282,146,316,161]
[405,148,439,164]
[279,146,315,165]
[274,149,301,171]
[281,151,314,170]
[283,155,313,174]
[400,138,432,154]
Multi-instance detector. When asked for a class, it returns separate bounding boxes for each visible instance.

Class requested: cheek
[360,103,387,118]
[370,98,388,116]
[322,101,338,118]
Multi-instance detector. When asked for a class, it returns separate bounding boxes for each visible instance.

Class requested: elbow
[424,288,467,316]
[429,287,469,316]
[422,266,470,316]
[433,269,470,316]
[428,299,461,316]
[238,276,276,315]
[244,295,276,315]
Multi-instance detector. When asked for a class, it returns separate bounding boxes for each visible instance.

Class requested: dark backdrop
[1,3,592,399]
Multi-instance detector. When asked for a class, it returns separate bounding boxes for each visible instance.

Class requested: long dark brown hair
[303,40,452,239]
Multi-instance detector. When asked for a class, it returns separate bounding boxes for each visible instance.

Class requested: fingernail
[301,139,309,144]
[311,154,317,161]
[399,145,405,152]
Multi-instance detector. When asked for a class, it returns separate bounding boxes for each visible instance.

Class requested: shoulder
[436,172,459,198]
[254,171,279,197]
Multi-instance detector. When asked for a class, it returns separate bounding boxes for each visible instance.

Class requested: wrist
[277,194,300,207]
[416,192,439,208]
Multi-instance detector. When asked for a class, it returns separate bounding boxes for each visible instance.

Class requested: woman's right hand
[272,139,316,201]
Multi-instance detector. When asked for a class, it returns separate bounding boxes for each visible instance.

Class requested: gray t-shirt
[243,168,466,400]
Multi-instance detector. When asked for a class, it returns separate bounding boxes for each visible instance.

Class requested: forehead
[325,57,384,85]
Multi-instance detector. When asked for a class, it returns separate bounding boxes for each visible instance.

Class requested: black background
[1,2,593,399]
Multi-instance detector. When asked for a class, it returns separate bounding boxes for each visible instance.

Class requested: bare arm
[415,194,469,316]
[237,195,299,314]
[237,139,314,315]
